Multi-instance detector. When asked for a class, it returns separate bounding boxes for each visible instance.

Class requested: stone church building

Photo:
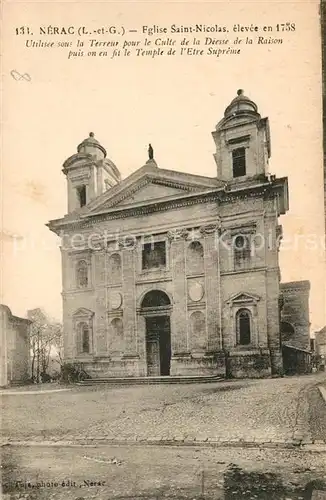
[48,90,310,378]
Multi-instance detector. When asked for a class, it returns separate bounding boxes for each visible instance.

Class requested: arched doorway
[280,321,295,342]
[141,290,172,376]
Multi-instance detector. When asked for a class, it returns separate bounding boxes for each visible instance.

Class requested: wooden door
[146,320,160,376]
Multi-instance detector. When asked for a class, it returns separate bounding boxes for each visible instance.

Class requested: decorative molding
[200,221,221,234]
[187,300,206,310]
[117,236,138,250]
[72,307,94,319]
[62,287,95,297]
[90,240,107,252]
[224,222,257,236]
[188,282,205,302]
[226,292,261,306]
[109,291,123,310]
[167,228,189,241]
[226,134,251,145]
[67,248,93,256]
[107,309,123,318]
[136,276,172,285]
[150,177,209,192]
[90,174,213,213]
[70,172,91,184]
[49,181,283,233]
[102,177,150,210]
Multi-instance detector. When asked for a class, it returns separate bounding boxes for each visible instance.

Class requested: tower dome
[62,132,121,213]
[77,132,107,158]
[224,89,259,119]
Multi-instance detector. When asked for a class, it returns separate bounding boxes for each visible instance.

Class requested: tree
[27,308,63,382]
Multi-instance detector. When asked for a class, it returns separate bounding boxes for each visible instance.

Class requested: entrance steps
[78,375,223,386]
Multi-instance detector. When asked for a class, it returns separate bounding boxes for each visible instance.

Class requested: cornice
[48,179,285,233]
[151,177,205,192]
[187,301,206,310]
[221,266,267,276]
[135,276,172,285]
[100,176,151,210]
[280,280,310,290]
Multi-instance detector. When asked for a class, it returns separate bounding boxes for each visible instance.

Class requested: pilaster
[266,268,282,374]
[93,248,108,355]
[168,230,188,353]
[121,245,137,356]
[202,223,222,351]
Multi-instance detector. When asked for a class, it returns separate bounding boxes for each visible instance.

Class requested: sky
[2,0,325,332]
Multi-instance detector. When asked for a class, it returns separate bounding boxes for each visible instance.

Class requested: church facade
[48,90,291,378]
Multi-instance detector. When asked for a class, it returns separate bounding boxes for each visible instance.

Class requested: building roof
[282,342,311,354]
[224,89,259,118]
[77,132,107,157]
[0,304,32,324]
[280,280,311,290]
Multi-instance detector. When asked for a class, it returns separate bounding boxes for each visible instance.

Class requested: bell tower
[62,132,121,213]
[212,90,271,182]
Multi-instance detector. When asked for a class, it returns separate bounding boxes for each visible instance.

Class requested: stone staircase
[78,374,223,386]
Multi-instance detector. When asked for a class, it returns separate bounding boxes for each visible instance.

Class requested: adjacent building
[0,305,31,387]
[315,326,326,369]
[279,281,311,374]
[48,90,310,379]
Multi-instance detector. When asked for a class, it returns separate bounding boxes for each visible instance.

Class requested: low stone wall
[170,352,226,376]
[68,349,276,379]
[226,349,272,378]
[79,356,143,378]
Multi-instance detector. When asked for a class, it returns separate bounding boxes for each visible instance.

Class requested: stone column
[168,229,188,354]
[202,223,221,352]
[121,243,137,356]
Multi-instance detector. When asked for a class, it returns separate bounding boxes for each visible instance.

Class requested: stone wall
[0,305,30,386]
[280,281,310,351]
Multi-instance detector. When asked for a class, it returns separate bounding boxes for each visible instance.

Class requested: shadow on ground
[2,452,326,500]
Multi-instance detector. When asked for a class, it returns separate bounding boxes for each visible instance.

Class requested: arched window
[232,147,246,177]
[234,234,251,269]
[77,322,90,354]
[141,290,171,309]
[236,309,251,345]
[76,260,88,288]
[187,241,204,274]
[76,185,87,207]
[190,311,206,350]
[109,253,122,283]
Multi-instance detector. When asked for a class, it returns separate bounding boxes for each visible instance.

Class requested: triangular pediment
[82,163,219,216]
[226,292,261,305]
[116,182,187,206]
[72,308,94,318]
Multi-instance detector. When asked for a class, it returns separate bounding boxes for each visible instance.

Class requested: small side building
[280,281,311,374]
[0,305,31,387]
[315,326,326,370]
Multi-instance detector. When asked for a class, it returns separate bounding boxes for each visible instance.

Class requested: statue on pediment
[148,144,154,160]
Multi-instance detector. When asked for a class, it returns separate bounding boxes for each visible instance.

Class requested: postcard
[1,0,326,499]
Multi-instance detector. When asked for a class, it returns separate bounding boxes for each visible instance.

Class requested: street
[1,374,326,499]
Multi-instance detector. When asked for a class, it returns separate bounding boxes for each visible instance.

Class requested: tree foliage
[28,308,63,382]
